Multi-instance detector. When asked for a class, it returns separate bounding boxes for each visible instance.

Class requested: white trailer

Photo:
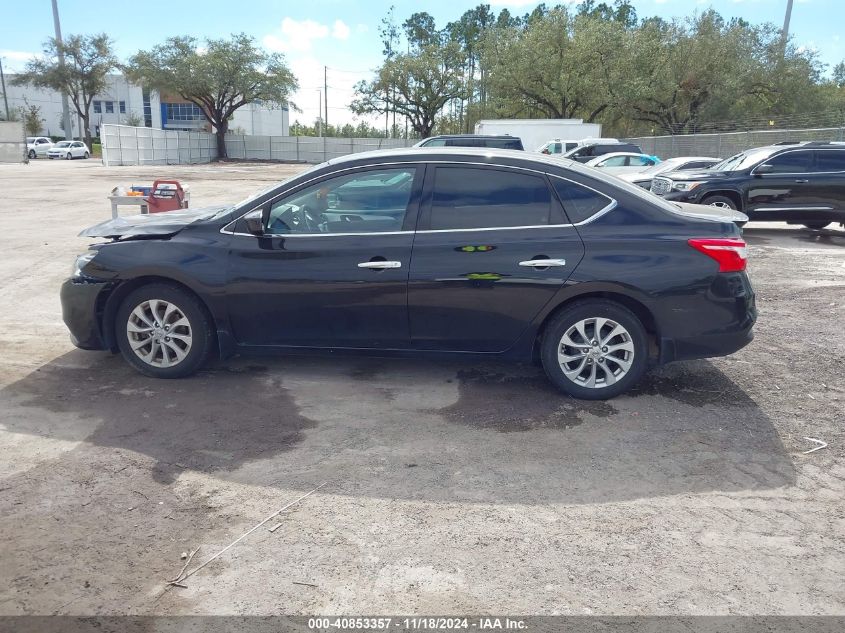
[474,119,603,153]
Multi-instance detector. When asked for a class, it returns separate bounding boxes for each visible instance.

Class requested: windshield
[54,141,71,148]
[710,148,776,172]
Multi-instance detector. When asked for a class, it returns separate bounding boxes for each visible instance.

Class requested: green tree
[834,62,845,88]
[352,39,465,138]
[126,33,297,158]
[19,101,43,136]
[13,33,118,148]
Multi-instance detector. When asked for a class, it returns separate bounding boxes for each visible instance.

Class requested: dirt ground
[0,158,843,616]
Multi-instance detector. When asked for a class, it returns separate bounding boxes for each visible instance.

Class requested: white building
[2,74,289,137]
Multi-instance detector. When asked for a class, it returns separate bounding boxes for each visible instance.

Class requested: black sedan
[62,148,756,399]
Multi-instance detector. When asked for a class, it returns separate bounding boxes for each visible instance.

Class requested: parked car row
[26,137,92,160]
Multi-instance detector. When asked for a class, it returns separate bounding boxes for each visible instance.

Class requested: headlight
[71,252,96,278]
[672,181,702,192]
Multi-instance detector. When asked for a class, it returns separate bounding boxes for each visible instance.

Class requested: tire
[65,152,72,160]
[540,299,648,400]
[803,222,830,230]
[84,151,89,159]
[28,150,36,159]
[115,283,213,378]
[701,194,737,210]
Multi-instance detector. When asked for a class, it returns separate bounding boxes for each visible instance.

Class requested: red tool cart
[108,180,191,218]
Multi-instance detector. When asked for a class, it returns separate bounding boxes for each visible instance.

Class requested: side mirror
[243,209,264,235]
[754,163,773,175]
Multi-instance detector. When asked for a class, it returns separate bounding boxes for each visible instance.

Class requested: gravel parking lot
[0,159,843,616]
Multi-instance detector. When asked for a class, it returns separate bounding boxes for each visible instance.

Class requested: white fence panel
[103,124,414,165]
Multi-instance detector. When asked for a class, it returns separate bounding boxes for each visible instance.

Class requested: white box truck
[474,119,602,154]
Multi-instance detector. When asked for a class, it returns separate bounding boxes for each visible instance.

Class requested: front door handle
[358,260,401,269]
[794,179,809,183]
[519,258,567,267]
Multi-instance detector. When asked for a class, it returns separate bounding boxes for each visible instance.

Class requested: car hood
[616,172,652,183]
[79,206,229,239]
[669,201,748,224]
[659,169,732,181]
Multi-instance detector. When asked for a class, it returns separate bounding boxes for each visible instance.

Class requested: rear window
[551,177,613,224]
[430,167,551,230]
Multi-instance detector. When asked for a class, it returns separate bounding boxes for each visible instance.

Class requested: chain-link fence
[101,124,415,166]
[627,127,845,159]
[0,121,26,163]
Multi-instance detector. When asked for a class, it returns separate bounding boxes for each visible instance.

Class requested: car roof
[425,134,517,140]
[593,152,652,159]
[325,146,599,176]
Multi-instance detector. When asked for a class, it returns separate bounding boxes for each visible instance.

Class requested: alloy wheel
[126,299,193,368]
[709,201,732,209]
[557,317,635,388]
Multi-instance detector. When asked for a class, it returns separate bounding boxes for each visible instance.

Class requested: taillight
[687,238,747,272]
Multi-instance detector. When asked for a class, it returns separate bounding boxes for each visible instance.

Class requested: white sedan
[47,141,91,160]
[585,152,660,173]
[26,136,54,159]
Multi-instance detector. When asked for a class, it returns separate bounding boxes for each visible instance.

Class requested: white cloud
[263,18,329,53]
[0,50,38,71]
[263,17,353,54]
[332,20,351,41]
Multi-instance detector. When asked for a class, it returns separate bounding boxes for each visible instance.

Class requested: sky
[1,0,843,128]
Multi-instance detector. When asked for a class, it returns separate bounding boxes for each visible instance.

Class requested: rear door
[407,164,584,352]
[813,149,845,213]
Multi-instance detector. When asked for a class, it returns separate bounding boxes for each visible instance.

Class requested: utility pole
[0,58,10,121]
[317,89,322,137]
[323,66,328,131]
[51,0,73,140]
[780,0,794,57]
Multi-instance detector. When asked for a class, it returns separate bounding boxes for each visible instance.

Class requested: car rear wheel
[84,151,89,159]
[116,284,213,378]
[28,150,36,159]
[540,300,648,400]
[803,222,830,230]
[701,194,737,210]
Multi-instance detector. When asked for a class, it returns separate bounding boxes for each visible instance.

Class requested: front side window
[815,150,845,172]
[763,151,812,174]
[552,178,613,224]
[429,167,551,230]
[266,168,417,235]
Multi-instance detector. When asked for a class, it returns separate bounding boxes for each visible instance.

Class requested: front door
[408,164,585,353]
[226,165,422,349]
[747,149,817,220]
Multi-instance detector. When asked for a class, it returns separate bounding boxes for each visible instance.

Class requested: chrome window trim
[220,159,619,237]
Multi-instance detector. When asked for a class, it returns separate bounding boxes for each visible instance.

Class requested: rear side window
[816,150,845,172]
[429,167,551,230]
[765,151,812,173]
[446,138,483,147]
[551,178,613,224]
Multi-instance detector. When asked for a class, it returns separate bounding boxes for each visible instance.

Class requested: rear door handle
[358,260,401,269]
[794,179,809,183]
[518,259,567,267]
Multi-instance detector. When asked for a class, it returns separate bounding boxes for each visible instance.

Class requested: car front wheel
[701,194,737,210]
[116,284,213,378]
[65,152,72,160]
[541,299,648,400]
